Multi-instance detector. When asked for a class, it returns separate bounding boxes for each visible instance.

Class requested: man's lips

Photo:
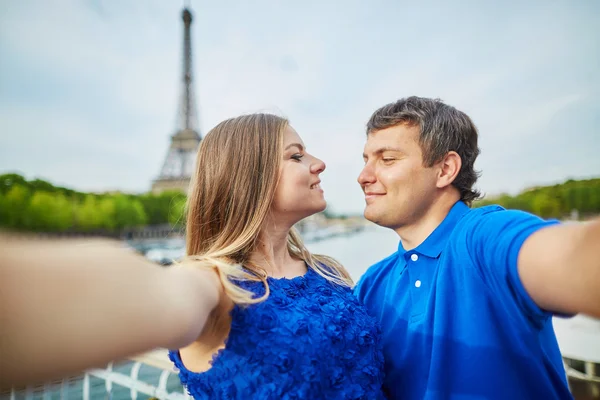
[364,192,385,201]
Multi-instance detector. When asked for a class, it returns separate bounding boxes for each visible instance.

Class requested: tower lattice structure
[151,7,201,195]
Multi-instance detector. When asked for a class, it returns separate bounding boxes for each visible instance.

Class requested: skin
[358,123,600,318]
[271,126,327,229]
[358,124,462,250]
[0,236,220,389]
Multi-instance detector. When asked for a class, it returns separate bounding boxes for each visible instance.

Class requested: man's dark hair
[367,96,481,205]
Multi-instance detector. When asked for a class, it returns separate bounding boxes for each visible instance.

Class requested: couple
[169,96,600,399]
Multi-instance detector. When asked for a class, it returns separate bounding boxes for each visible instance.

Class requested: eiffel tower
[151,7,201,195]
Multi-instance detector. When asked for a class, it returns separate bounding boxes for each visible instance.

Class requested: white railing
[564,360,600,384]
[8,361,192,400]
[555,314,600,387]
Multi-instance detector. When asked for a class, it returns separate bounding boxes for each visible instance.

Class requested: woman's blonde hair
[184,113,352,304]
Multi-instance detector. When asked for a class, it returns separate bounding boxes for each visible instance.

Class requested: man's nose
[357,163,376,186]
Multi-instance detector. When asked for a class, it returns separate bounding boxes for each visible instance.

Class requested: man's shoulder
[443,204,559,256]
[461,204,548,228]
[465,204,505,220]
[472,203,505,213]
[457,204,560,266]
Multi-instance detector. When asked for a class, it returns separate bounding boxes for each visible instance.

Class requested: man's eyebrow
[363,147,404,158]
[284,143,304,151]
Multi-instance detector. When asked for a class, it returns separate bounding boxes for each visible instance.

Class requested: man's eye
[382,158,395,163]
[291,154,304,161]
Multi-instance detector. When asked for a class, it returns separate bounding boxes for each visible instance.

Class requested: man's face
[358,123,439,231]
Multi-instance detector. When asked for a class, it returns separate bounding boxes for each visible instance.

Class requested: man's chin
[363,208,381,225]
[364,208,396,230]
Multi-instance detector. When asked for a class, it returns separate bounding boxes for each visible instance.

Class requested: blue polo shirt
[355,201,572,399]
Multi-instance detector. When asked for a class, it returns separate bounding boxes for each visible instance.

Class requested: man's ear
[436,151,461,189]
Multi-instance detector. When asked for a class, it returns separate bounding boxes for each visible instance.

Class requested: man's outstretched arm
[518,218,600,318]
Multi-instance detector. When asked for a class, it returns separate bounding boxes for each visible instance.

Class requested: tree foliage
[0,173,598,233]
[0,173,184,234]
[473,178,600,219]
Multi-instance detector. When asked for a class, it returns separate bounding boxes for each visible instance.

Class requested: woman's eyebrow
[284,143,304,151]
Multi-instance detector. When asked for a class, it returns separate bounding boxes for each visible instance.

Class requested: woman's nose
[311,157,326,174]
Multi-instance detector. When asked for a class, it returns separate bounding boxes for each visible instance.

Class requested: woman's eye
[291,154,304,161]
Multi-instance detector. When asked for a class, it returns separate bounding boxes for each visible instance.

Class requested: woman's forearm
[0,236,219,388]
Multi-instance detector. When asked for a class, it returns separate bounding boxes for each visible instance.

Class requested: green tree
[75,195,104,231]
[130,200,148,227]
[26,191,73,232]
[0,173,27,195]
[168,194,187,227]
[473,177,600,218]
[139,191,185,225]
[561,186,578,216]
[98,197,117,231]
[530,192,561,219]
[0,191,6,226]
[29,178,57,193]
[112,195,148,230]
[0,184,31,229]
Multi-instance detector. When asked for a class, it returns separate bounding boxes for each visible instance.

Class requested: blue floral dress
[169,266,386,399]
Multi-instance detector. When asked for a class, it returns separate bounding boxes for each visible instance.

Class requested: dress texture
[169,266,386,399]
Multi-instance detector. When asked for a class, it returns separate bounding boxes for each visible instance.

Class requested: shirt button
[411,254,419,261]
[415,280,422,288]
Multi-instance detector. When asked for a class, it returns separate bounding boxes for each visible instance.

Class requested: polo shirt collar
[398,200,470,258]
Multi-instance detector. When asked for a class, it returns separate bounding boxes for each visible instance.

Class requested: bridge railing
[6,361,191,400]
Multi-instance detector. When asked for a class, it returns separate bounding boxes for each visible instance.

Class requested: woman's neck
[249,221,302,278]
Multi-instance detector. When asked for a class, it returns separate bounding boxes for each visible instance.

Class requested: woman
[169,113,385,399]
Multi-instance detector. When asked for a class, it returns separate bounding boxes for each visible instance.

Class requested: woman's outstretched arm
[0,234,220,389]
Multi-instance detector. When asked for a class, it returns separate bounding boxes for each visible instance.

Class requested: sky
[0,0,598,214]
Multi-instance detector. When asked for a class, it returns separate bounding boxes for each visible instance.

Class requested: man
[354,96,600,399]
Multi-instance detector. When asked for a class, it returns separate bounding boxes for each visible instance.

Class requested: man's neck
[395,193,461,251]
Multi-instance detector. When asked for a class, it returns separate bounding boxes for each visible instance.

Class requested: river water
[305,224,399,281]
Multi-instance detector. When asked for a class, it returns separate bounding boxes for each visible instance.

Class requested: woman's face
[271,125,327,224]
